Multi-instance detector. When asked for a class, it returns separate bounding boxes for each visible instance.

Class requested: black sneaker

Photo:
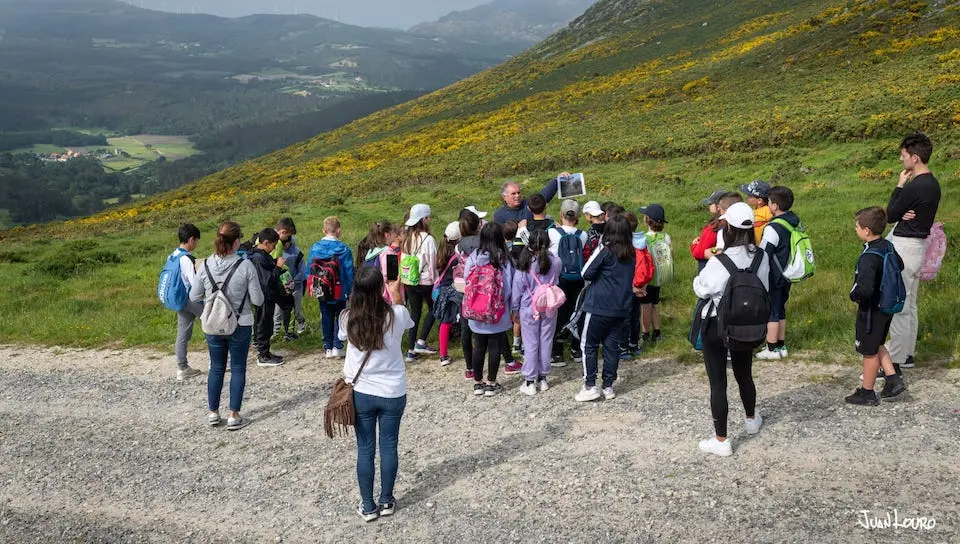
[473,383,485,396]
[880,376,907,399]
[283,332,299,341]
[901,356,915,369]
[484,383,503,397]
[257,354,284,367]
[845,387,879,406]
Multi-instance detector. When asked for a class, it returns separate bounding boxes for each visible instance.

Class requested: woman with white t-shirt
[339,267,415,522]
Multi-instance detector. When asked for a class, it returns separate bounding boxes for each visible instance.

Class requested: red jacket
[633,248,655,288]
[689,223,719,261]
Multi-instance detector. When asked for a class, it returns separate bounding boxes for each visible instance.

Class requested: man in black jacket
[884,133,941,369]
[846,207,907,406]
[249,228,286,367]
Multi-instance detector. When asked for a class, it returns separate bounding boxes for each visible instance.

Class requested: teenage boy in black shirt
[884,133,941,369]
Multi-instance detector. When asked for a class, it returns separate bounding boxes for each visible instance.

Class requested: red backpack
[308,256,342,302]
[462,262,505,324]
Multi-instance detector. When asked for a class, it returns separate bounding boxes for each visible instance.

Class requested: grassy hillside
[1,0,958,363]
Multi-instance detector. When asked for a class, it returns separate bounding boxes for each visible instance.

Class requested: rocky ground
[0,344,956,543]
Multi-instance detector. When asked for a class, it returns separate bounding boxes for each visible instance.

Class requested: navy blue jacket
[493,177,560,225]
[581,246,635,318]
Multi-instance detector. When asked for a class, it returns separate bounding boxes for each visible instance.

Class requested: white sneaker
[538,378,549,392]
[602,387,616,400]
[755,347,782,360]
[575,386,602,402]
[778,346,789,358]
[324,349,334,359]
[519,382,537,396]
[698,436,733,457]
[744,414,763,435]
[332,348,347,358]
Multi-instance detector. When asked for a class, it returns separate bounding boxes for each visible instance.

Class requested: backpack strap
[435,254,458,287]
[205,259,247,311]
[715,253,739,276]
[747,249,765,274]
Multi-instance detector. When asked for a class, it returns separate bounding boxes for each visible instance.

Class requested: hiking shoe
[538,377,549,392]
[575,386,602,402]
[413,341,437,355]
[332,348,346,358]
[755,348,782,360]
[602,386,616,400]
[901,356,915,369]
[845,387,879,406]
[550,355,567,368]
[745,414,763,435]
[880,377,907,399]
[519,382,537,396]
[357,501,379,522]
[778,346,789,358]
[698,436,733,457]
[283,332,299,342]
[405,351,417,363]
[503,361,522,375]
[379,502,395,516]
[439,356,452,366]
[257,354,284,367]
[484,383,503,397]
[207,411,220,427]
[473,383,485,396]
[177,366,202,381]
[295,322,307,335]
[464,369,475,380]
[226,415,249,430]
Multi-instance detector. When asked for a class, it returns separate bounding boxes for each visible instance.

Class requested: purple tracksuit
[511,255,561,382]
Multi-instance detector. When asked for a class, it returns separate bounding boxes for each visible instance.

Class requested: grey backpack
[200,259,247,336]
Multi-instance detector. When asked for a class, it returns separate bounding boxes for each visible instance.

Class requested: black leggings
[702,318,756,438]
[472,331,506,383]
[405,284,436,349]
[459,315,473,371]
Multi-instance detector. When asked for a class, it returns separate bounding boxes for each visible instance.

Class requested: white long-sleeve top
[692,245,770,318]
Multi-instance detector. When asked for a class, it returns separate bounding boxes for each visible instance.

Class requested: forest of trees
[0,131,108,152]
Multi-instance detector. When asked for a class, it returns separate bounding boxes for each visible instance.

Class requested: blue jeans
[205,325,252,412]
[320,300,346,350]
[580,313,622,389]
[354,391,407,514]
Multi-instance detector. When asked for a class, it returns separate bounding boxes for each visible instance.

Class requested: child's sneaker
[602,386,616,400]
[464,369,475,380]
[778,345,789,358]
[537,377,549,392]
[332,348,346,358]
[550,355,567,368]
[473,383,485,396]
[405,351,417,363]
[571,350,583,363]
[619,347,634,361]
[378,502,395,516]
[413,341,437,355]
[880,376,907,399]
[901,355,915,369]
[519,382,537,396]
[698,436,732,457]
[324,349,334,359]
[629,344,642,358]
[844,387,879,406]
[574,386,602,402]
[439,356,452,366]
[257,353,284,367]
[503,361,522,375]
[207,411,220,427]
[357,501,379,522]
[177,366,202,381]
[295,321,307,335]
[744,414,763,435]
[755,347,782,360]
[283,332,299,342]
[484,383,503,397]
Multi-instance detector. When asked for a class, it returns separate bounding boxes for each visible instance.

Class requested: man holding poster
[494,172,570,225]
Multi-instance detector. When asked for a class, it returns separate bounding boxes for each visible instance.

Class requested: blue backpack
[157,248,193,311]
[863,242,906,315]
[555,227,584,281]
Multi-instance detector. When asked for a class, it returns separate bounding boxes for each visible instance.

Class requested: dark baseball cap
[739,179,771,198]
[701,189,727,206]
[638,203,667,223]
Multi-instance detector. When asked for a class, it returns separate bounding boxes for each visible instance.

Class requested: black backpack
[715,251,770,351]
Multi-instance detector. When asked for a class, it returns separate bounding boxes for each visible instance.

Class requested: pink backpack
[919,222,946,282]
[462,262,505,324]
[529,271,566,321]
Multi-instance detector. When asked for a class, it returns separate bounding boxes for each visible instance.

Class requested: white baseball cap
[582,200,603,217]
[719,202,755,230]
[405,203,431,227]
[444,221,462,241]
[463,205,488,219]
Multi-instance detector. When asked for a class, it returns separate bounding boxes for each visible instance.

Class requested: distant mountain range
[410,0,597,45]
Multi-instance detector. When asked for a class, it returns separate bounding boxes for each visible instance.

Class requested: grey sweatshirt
[190,253,265,327]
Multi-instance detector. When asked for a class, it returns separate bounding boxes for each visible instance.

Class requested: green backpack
[400,237,425,285]
[648,232,674,287]
[771,218,815,282]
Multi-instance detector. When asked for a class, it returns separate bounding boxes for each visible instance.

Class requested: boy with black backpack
[846,207,907,405]
[159,223,203,380]
[549,199,587,365]
[249,228,286,367]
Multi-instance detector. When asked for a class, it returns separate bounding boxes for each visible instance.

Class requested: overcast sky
[128,1,489,28]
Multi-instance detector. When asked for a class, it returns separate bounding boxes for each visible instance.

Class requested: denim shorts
[769,284,791,321]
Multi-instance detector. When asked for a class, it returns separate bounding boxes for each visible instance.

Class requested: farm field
[10,135,200,172]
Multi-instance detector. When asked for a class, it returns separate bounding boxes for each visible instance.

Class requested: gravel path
[0,344,956,543]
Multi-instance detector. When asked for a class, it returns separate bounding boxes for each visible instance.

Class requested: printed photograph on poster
[558,173,586,199]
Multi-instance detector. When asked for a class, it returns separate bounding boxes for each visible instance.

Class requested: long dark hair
[344,267,395,352]
[723,224,758,252]
[477,222,507,268]
[459,210,480,237]
[517,229,551,275]
[602,215,635,262]
[358,220,393,261]
[401,219,430,254]
[437,237,457,271]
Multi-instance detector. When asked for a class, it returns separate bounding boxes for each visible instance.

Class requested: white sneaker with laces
[519,382,537,396]
[744,414,763,435]
[602,387,616,400]
[699,436,733,457]
[755,347,782,360]
[575,386,602,402]
[538,378,549,392]
[332,347,347,358]
[324,349,334,359]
